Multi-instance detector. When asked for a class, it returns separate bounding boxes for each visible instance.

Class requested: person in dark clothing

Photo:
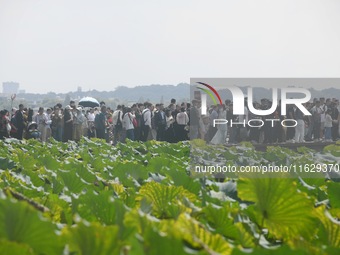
[63,106,73,142]
[133,104,142,141]
[14,104,26,140]
[140,103,152,142]
[171,104,180,142]
[95,106,107,140]
[206,105,218,142]
[27,108,34,123]
[189,100,200,140]
[175,107,189,141]
[155,104,166,141]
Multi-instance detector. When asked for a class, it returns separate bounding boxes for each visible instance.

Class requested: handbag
[128,113,138,128]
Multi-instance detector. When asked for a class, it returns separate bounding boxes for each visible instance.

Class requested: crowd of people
[0,99,191,144]
[195,97,340,144]
[1,96,339,145]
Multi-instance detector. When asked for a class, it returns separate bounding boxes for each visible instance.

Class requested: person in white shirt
[164,109,175,142]
[86,108,96,137]
[34,107,49,142]
[210,105,227,145]
[176,107,189,141]
[141,103,152,142]
[87,108,96,122]
[122,107,135,141]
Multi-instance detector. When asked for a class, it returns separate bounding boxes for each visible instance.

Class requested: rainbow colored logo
[196,82,223,105]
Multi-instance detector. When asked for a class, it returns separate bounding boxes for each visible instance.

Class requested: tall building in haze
[2,82,19,94]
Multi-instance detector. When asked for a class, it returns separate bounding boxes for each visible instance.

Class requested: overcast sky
[1,0,340,93]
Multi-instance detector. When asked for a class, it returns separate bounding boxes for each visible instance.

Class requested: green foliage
[238,177,316,241]
[0,138,339,254]
[0,198,63,255]
[63,222,122,255]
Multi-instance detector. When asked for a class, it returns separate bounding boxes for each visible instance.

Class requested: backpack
[128,113,138,128]
[115,111,123,130]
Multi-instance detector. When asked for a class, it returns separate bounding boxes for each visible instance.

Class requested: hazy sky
[1,0,340,93]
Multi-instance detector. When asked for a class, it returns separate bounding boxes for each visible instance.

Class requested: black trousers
[141,125,150,142]
[156,125,166,141]
[332,124,339,141]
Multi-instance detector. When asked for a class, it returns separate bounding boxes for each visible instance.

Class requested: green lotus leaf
[0,198,63,255]
[238,177,317,240]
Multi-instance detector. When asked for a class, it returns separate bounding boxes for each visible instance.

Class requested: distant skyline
[1,0,340,94]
